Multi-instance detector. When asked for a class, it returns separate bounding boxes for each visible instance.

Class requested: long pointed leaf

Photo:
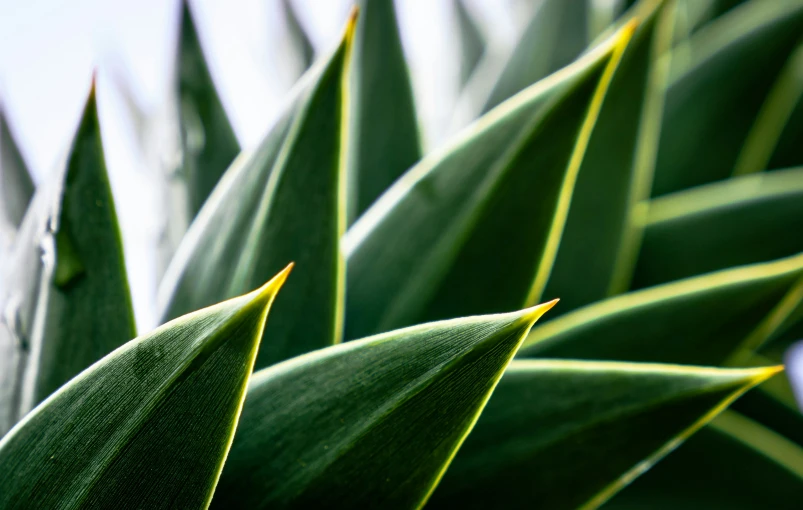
[0,87,135,434]
[0,266,289,509]
[160,13,355,368]
[0,107,34,229]
[348,0,422,222]
[428,360,779,510]
[212,301,556,509]
[345,24,633,339]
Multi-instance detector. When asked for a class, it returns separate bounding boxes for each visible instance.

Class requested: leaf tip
[520,298,559,328]
[747,364,784,385]
[345,5,359,42]
[251,262,294,306]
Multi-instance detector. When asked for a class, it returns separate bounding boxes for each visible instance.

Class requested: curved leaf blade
[212,301,557,509]
[0,266,288,509]
[160,14,355,368]
[604,410,803,509]
[428,360,779,510]
[345,25,633,339]
[0,87,136,434]
[178,0,240,216]
[348,0,422,222]
[634,166,803,289]
[520,252,803,366]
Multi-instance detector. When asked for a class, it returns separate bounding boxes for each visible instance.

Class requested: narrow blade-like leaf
[0,86,135,434]
[520,252,803,366]
[0,266,289,509]
[348,0,422,222]
[604,410,803,509]
[652,0,803,195]
[634,167,803,289]
[178,0,240,216]
[212,301,557,509]
[428,360,779,510]
[160,13,355,368]
[454,0,485,86]
[346,24,633,339]
[543,0,675,313]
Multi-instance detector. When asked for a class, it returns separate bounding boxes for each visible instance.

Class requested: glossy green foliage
[0,267,287,510]
[605,411,803,509]
[178,1,240,216]
[348,0,422,222]
[428,360,779,510]
[0,107,34,230]
[160,17,354,368]
[0,89,135,434]
[521,253,803,365]
[481,0,589,114]
[345,26,630,339]
[543,0,673,314]
[213,301,556,509]
[634,167,803,288]
[652,0,803,196]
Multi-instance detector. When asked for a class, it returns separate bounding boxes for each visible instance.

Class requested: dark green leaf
[543,0,675,314]
[520,252,803,366]
[160,15,354,369]
[604,410,803,509]
[348,0,422,222]
[0,106,34,230]
[633,167,803,289]
[346,26,632,339]
[0,87,136,435]
[0,266,289,509]
[178,1,240,216]
[652,0,803,196]
[428,360,779,510]
[212,300,556,509]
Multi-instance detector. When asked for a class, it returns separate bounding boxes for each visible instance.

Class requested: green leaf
[633,167,803,289]
[178,0,240,216]
[454,0,485,86]
[732,42,803,175]
[345,25,633,339]
[481,0,590,114]
[160,14,355,369]
[651,0,803,196]
[348,0,422,222]
[520,252,803,366]
[604,410,803,509]
[543,0,675,313]
[212,300,556,509]
[0,106,34,230]
[0,266,289,509]
[0,87,136,435]
[427,360,779,510]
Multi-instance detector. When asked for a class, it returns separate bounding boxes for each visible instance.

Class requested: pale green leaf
[0,267,288,509]
[0,87,135,435]
[212,301,556,509]
[0,106,34,230]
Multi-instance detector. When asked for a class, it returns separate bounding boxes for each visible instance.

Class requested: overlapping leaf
[634,167,803,288]
[651,0,803,195]
[543,0,675,313]
[604,411,803,509]
[279,0,314,81]
[177,0,240,217]
[521,252,803,365]
[160,14,355,368]
[346,24,633,339]
[0,88,135,435]
[428,360,780,510]
[453,0,485,86]
[0,267,288,509]
[213,301,556,509]
[348,0,422,222]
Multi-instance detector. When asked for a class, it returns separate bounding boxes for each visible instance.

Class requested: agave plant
[0,0,802,507]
